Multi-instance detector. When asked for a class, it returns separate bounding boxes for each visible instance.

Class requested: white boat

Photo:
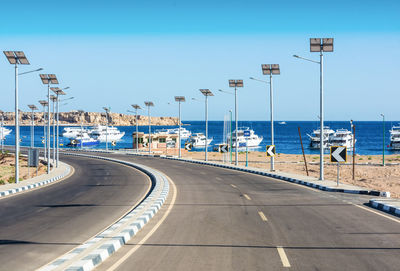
[307,127,335,149]
[187,133,213,148]
[67,132,99,147]
[168,127,191,139]
[228,127,263,148]
[0,127,11,140]
[279,121,287,125]
[62,127,86,139]
[89,125,125,142]
[389,125,400,150]
[330,128,356,149]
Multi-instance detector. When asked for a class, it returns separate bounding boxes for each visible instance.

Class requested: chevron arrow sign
[266,145,275,157]
[330,146,347,163]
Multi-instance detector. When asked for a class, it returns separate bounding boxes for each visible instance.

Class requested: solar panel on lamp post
[103,107,110,151]
[228,80,243,166]
[174,96,186,158]
[51,87,68,167]
[3,51,30,184]
[261,64,280,172]
[39,100,48,161]
[0,110,4,154]
[144,101,154,154]
[199,90,214,161]
[293,38,333,181]
[40,74,59,174]
[77,110,85,150]
[131,105,142,153]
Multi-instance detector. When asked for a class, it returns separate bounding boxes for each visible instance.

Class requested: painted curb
[39,152,170,271]
[125,152,389,197]
[0,164,70,198]
[369,199,400,217]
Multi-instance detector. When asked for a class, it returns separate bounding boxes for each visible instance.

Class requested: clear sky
[0,0,399,121]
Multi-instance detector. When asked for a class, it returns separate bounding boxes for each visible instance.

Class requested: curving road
[0,154,150,270]
[89,153,400,271]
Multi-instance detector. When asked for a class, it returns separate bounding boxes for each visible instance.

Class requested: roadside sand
[184,151,400,199]
[0,153,47,184]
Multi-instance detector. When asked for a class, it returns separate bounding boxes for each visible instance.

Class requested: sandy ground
[184,151,400,199]
[0,153,47,184]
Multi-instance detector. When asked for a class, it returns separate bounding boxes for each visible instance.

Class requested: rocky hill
[0,111,179,126]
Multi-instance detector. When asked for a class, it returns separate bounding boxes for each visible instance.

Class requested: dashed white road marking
[277,246,291,267]
[216,177,222,181]
[243,194,251,201]
[230,184,237,188]
[258,211,268,222]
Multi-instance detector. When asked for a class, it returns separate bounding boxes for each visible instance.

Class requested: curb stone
[39,152,170,271]
[369,199,400,217]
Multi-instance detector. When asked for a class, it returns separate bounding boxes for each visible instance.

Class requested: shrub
[0,180,5,185]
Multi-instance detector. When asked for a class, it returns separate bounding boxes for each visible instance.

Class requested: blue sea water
[1,121,399,155]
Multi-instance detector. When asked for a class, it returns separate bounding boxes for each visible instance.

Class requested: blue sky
[1,0,399,121]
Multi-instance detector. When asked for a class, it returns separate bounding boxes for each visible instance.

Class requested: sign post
[330,146,347,186]
[244,130,250,167]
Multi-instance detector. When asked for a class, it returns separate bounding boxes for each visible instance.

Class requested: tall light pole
[228,80,244,166]
[199,89,214,161]
[78,110,85,150]
[51,87,69,167]
[131,105,142,153]
[174,97,186,158]
[144,101,154,154]
[27,105,38,149]
[381,113,385,166]
[40,74,59,174]
[103,107,110,151]
[39,100,48,161]
[0,110,4,154]
[4,51,40,183]
[293,38,333,180]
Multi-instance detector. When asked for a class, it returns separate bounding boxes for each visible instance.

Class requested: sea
[1,121,399,155]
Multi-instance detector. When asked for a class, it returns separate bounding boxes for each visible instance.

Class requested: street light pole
[293,38,333,180]
[51,87,68,167]
[39,100,48,161]
[28,105,38,149]
[144,102,154,154]
[103,107,110,151]
[228,80,244,166]
[40,74,59,174]
[3,51,32,184]
[174,97,185,158]
[381,113,385,166]
[229,110,232,163]
[78,110,84,150]
[199,90,214,161]
[131,105,142,153]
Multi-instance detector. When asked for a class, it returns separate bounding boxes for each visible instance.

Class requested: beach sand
[183,151,400,199]
[0,153,47,184]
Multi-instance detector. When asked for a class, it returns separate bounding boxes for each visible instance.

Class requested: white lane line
[230,184,237,188]
[216,177,222,181]
[353,204,400,224]
[277,246,291,268]
[243,194,251,201]
[107,174,177,271]
[258,211,268,222]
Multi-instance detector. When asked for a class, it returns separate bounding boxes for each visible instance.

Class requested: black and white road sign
[111,141,116,146]
[266,145,275,157]
[185,142,192,150]
[220,144,229,153]
[330,146,347,162]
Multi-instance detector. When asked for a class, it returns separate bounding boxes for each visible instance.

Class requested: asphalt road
[0,154,150,270]
[90,153,400,271]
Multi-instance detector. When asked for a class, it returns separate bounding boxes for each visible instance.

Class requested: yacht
[168,127,191,139]
[187,133,213,148]
[67,132,99,147]
[330,128,356,149]
[389,125,400,150]
[0,127,11,140]
[62,127,86,139]
[89,125,125,142]
[228,127,263,148]
[307,127,335,149]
